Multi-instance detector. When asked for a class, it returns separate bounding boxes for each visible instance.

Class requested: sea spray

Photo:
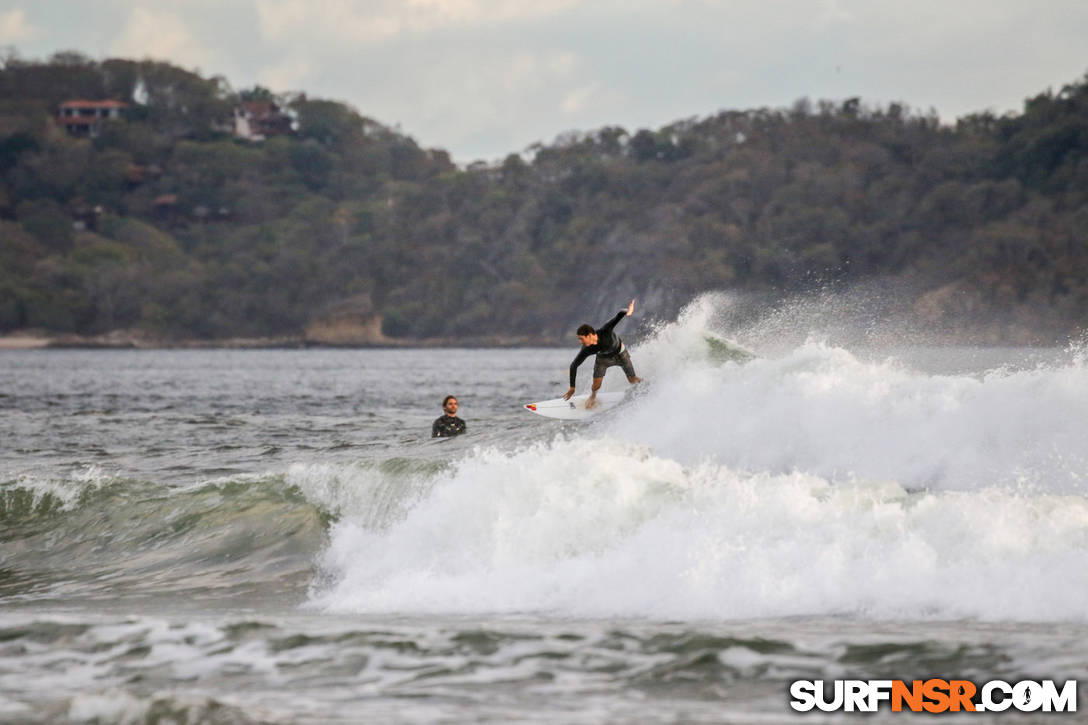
[310,299,1088,621]
[624,333,1088,492]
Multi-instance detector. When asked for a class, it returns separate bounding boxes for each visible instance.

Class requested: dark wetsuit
[432,415,466,438]
[570,311,637,387]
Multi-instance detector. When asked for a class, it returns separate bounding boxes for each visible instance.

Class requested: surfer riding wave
[565,299,643,409]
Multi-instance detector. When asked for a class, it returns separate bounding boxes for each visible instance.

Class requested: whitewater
[2,295,1087,722]
[311,298,1088,622]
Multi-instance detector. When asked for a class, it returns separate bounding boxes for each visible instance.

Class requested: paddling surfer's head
[575,323,597,347]
[442,395,458,415]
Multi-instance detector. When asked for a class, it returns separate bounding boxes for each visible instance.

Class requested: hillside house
[58,100,129,137]
[233,100,293,141]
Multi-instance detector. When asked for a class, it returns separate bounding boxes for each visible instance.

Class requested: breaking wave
[309,296,1088,621]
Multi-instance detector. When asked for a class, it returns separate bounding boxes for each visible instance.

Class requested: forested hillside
[2,53,1086,344]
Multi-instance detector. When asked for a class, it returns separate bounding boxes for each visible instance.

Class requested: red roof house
[57,100,130,137]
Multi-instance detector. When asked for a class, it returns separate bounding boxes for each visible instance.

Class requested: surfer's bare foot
[585,396,598,409]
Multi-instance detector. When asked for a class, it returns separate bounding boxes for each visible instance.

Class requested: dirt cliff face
[303,314,387,345]
[302,294,388,345]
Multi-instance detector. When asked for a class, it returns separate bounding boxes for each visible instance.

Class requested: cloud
[14,0,1085,161]
[0,8,36,43]
[370,46,587,152]
[109,7,215,70]
[496,50,580,93]
[254,0,578,44]
[257,55,313,92]
[561,83,599,114]
[814,0,856,28]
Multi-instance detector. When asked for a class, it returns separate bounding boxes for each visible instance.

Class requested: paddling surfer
[564,299,642,409]
[432,395,467,437]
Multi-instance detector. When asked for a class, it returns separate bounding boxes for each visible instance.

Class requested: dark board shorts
[593,347,636,379]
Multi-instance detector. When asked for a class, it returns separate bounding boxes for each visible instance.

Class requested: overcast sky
[2,0,1086,162]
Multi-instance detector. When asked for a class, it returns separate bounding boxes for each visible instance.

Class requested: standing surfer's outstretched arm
[599,301,635,334]
[599,311,626,334]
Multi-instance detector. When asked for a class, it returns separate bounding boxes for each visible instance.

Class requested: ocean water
[2,296,1088,723]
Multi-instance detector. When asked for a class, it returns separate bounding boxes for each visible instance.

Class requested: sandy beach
[0,335,50,349]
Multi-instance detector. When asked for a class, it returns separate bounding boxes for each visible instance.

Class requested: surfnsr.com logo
[789,679,1078,714]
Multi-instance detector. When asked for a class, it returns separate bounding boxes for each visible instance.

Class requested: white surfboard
[523,391,626,420]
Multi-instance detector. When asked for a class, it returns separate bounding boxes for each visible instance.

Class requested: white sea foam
[1,465,112,512]
[310,437,1088,620]
[67,690,150,724]
[310,299,1088,621]
[623,341,1088,493]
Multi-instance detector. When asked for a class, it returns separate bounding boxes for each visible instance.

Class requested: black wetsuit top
[569,311,627,387]
[432,415,466,438]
